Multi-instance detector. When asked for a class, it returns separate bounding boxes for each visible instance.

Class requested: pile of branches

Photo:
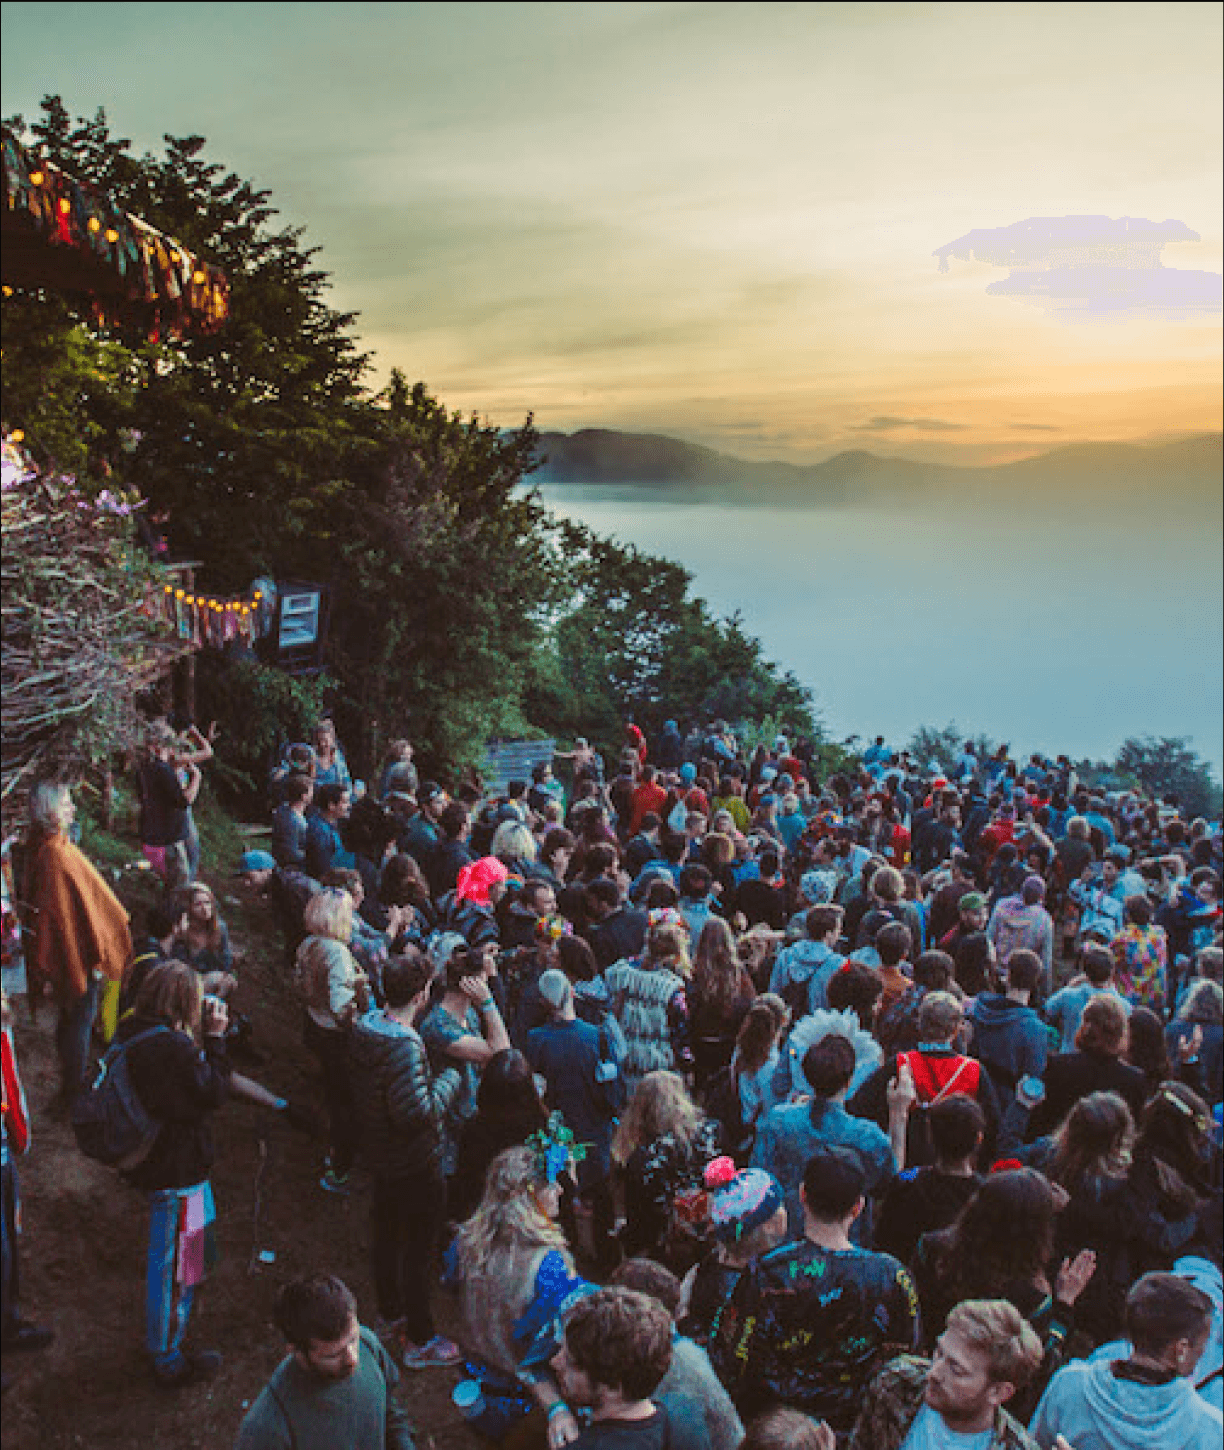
[1,457,186,831]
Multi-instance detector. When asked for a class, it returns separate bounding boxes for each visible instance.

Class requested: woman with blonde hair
[451,1141,591,1439]
[606,922,692,1097]
[688,917,756,1089]
[311,718,351,792]
[295,887,368,1192]
[614,1070,722,1266]
[490,819,538,875]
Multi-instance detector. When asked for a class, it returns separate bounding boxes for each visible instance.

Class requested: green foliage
[904,723,965,775]
[193,652,330,806]
[5,98,817,789]
[904,723,998,775]
[326,373,559,776]
[533,517,816,750]
[7,100,370,588]
[1113,736,1222,820]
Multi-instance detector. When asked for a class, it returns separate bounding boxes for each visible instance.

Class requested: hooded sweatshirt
[1087,1255,1224,1412]
[987,896,1053,982]
[768,939,843,1014]
[969,992,1049,1099]
[1029,1356,1223,1450]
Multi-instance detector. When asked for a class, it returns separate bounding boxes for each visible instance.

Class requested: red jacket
[2,1025,30,1155]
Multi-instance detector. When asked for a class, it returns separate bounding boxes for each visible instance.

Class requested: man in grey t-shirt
[235,1275,414,1450]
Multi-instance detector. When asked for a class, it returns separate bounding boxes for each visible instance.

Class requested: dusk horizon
[3,1,1220,774]
[3,2,1221,467]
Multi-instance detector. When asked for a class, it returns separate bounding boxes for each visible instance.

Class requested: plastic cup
[452,1380,485,1419]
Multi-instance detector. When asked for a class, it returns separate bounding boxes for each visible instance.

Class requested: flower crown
[527,1111,588,1184]
[535,914,573,943]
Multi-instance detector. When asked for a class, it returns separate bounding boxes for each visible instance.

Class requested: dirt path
[3,877,482,1450]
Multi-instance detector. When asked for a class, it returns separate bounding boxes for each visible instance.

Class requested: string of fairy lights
[157,582,270,647]
[2,126,229,336]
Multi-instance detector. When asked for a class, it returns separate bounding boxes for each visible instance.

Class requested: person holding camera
[112,961,231,1388]
[418,939,511,1180]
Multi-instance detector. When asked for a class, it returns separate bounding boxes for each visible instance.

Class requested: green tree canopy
[4,97,816,784]
[1114,736,1222,820]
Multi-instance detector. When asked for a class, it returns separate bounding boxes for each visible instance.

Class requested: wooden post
[176,565,197,723]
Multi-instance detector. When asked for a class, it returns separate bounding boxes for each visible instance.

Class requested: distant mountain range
[529,428,1222,508]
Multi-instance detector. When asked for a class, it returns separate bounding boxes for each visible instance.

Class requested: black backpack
[72,1026,167,1170]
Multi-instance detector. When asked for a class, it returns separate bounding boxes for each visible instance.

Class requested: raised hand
[1055,1248,1097,1304]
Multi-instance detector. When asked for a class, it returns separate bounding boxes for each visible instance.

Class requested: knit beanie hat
[679,762,697,784]
[704,1157,784,1243]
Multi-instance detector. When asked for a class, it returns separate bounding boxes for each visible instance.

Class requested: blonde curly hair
[451,1145,567,1280]
[612,1070,703,1166]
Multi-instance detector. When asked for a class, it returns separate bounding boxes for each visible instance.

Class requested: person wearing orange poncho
[20,781,131,1106]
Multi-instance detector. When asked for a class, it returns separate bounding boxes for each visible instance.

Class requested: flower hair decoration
[527,1111,588,1184]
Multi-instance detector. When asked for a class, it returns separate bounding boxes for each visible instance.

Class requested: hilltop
[530,428,1223,509]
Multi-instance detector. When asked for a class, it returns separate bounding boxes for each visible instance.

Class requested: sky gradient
[3,1,1220,465]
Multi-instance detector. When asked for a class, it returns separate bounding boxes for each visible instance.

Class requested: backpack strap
[899,1050,978,1104]
[897,1051,940,1102]
[268,1383,301,1450]
[103,1024,170,1065]
[929,1055,977,1105]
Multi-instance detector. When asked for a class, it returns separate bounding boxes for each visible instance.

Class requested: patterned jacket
[848,1355,1040,1450]
[605,958,686,1094]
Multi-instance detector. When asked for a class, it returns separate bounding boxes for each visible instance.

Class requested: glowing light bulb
[29,171,43,186]
[105,228,119,243]
[87,217,101,233]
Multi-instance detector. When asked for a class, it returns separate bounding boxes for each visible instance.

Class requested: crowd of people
[2,715,1222,1450]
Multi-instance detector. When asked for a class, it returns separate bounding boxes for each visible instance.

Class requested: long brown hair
[1048,1091,1133,1191]
[735,994,790,1075]
[930,1169,1057,1302]
[134,961,202,1035]
[691,918,754,1013]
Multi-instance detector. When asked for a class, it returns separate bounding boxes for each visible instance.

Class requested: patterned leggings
[145,1182,213,1370]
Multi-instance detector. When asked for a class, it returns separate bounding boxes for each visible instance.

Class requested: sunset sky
[2,1,1221,465]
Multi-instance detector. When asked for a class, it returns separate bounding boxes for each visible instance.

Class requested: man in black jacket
[349,951,462,1370]
[426,801,474,900]
[585,879,649,971]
